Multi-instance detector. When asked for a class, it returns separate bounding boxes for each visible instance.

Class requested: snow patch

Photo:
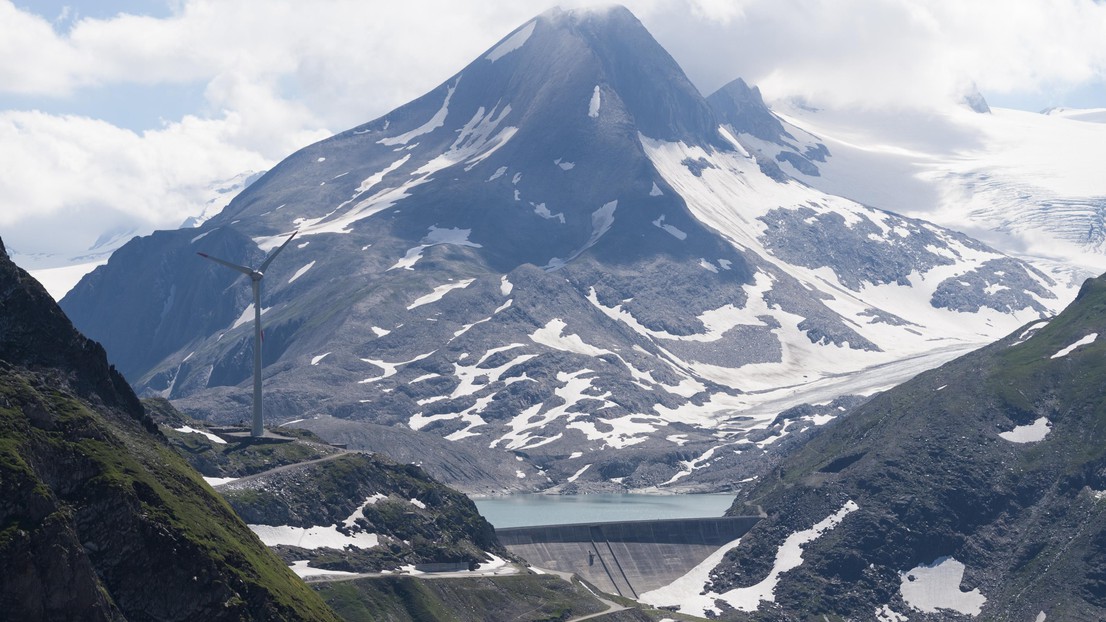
[500,276,513,296]
[173,426,226,445]
[311,352,331,366]
[652,214,688,240]
[900,556,986,616]
[589,85,601,118]
[875,604,909,622]
[533,202,566,223]
[567,464,591,483]
[407,278,476,310]
[1051,333,1097,358]
[486,21,535,62]
[714,500,859,612]
[288,260,316,284]
[638,537,745,616]
[379,81,457,146]
[202,476,237,486]
[389,226,482,271]
[289,560,359,578]
[249,524,380,550]
[231,304,269,330]
[341,494,387,529]
[999,417,1051,443]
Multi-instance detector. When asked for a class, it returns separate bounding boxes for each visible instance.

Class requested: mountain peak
[708,77,792,143]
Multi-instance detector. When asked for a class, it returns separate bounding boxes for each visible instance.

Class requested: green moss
[315,574,612,622]
[2,369,340,621]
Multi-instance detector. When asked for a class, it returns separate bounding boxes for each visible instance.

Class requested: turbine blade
[197,252,253,276]
[258,231,298,273]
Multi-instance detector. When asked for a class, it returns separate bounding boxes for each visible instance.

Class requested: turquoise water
[472,493,736,529]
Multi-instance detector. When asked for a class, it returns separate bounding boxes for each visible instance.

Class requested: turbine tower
[198,231,298,437]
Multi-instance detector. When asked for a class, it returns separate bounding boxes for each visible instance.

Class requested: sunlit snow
[1051,333,1097,358]
[379,81,457,146]
[173,426,226,445]
[202,476,237,486]
[249,524,380,550]
[566,464,591,482]
[589,85,601,118]
[407,278,476,310]
[231,304,269,330]
[289,560,359,578]
[715,500,858,612]
[652,214,687,240]
[288,260,316,284]
[390,227,482,271]
[900,556,986,615]
[999,417,1051,443]
[485,21,536,62]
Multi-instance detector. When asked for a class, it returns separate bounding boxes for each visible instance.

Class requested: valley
[5,3,1106,621]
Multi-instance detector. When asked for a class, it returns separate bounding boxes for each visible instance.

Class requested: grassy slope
[0,368,340,620]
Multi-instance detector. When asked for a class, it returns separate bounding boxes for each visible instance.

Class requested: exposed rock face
[221,452,503,573]
[0,237,338,621]
[61,6,1062,494]
[680,274,1106,620]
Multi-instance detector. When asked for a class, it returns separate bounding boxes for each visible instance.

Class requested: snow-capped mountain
[750,94,1106,284]
[62,6,1067,491]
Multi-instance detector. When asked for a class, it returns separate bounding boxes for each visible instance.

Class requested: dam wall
[497,517,759,598]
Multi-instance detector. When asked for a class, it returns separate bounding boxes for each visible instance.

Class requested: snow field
[1051,333,1097,358]
[588,85,601,118]
[641,500,858,616]
[249,524,380,550]
[407,278,476,310]
[288,260,315,284]
[231,304,269,330]
[173,426,226,445]
[485,21,536,62]
[900,556,986,615]
[999,417,1051,443]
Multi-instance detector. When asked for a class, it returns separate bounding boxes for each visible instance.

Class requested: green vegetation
[316,574,609,622]
[1,368,340,620]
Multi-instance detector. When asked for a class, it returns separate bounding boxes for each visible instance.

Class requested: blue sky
[3,0,1104,267]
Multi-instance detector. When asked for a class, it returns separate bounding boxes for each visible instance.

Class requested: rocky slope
[0,237,338,621]
[640,273,1106,620]
[149,400,506,576]
[62,6,1065,492]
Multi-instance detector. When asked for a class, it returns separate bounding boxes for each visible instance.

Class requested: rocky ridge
[643,273,1106,620]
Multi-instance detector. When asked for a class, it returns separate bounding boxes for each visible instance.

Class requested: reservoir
[472,493,736,529]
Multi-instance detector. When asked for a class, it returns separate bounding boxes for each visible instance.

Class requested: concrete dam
[497,517,760,598]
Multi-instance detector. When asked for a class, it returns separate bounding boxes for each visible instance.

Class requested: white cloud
[0,0,1103,268]
[649,0,1106,109]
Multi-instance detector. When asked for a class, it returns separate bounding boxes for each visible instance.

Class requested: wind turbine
[198,231,298,437]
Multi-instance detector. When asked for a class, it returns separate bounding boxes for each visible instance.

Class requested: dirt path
[213,450,348,490]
